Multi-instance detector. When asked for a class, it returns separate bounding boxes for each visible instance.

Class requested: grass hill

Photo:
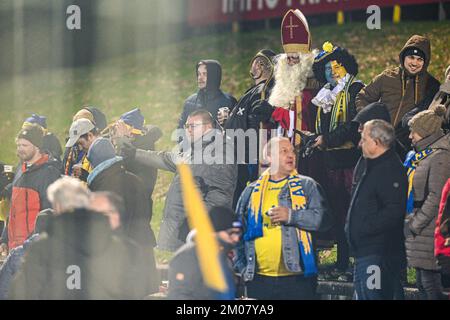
[1,20,449,268]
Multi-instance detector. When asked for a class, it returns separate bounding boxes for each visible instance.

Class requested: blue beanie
[120,108,144,130]
[24,114,47,129]
[87,138,117,168]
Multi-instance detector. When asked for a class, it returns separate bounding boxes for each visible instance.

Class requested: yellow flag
[0,199,9,222]
[177,164,228,292]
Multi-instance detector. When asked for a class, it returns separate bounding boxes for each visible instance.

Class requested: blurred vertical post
[337,10,344,25]
[232,21,240,33]
[393,5,401,24]
[439,1,446,21]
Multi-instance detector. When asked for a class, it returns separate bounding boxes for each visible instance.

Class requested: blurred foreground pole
[178,164,228,294]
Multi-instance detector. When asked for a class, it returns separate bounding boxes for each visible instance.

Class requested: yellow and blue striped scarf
[403,147,434,214]
[244,169,317,276]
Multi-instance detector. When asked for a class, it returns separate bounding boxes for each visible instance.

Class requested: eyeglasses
[184,122,206,129]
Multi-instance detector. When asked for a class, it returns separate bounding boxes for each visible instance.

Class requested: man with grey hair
[9,181,150,299]
[345,119,408,300]
[47,176,91,214]
[89,191,159,295]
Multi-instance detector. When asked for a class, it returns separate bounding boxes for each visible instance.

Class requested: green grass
[319,245,417,285]
[1,21,449,266]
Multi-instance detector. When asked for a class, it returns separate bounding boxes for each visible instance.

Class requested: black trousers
[415,268,446,300]
[246,274,317,300]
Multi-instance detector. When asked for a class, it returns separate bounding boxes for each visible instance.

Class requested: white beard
[268,51,317,109]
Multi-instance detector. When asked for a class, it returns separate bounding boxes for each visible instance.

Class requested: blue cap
[120,108,144,130]
[24,114,47,129]
[87,138,116,168]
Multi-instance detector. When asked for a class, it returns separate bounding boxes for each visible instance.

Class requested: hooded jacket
[356,35,441,128]
[405,132,450,271]
[87,158,156,249]
[2,154,60,250]
[8,209,152,299]
[178,60,236,129]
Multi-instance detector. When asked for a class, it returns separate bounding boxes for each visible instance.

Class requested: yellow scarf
[245,169,317,276]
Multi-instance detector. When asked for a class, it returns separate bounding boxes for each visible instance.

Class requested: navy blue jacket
[178,60,236,129]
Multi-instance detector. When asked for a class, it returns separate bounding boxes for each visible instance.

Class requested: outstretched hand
[121,142,137,160]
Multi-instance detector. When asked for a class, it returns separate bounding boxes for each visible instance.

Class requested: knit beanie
[209,206,237,232]
[409,105,446,138]
[87,138,117,168]
[402,47,426,63]
[17,124,44,149]
[353,102,391,125]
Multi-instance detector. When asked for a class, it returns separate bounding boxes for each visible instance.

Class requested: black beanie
[34,208,53,234]
[17,124,44,149]
[353,102,391,125]
[209,206,235,232]
[402,47,426,62]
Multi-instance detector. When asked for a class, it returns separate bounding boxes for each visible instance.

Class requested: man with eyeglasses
[168,206,242,300]
[121,109,237,252]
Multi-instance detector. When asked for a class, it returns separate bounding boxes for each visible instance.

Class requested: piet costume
[311,42,364,269]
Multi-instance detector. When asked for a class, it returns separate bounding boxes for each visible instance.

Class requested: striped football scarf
[403,147,434,214]
[244,169,317,276]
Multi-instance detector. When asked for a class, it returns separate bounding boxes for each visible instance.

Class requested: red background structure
[187,0,443,26]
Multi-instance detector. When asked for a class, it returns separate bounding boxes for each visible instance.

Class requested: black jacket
[42,133,62,162]
[319,81,364,169]
[168,238,236,300]
[224,79,274,206]
[178,60,236,128]
[345,148,408,258]
[122,125,162,198]
[9,209,153,299]
[224,79,274,132]
[88,159,156,248]
[327,101,393,150]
